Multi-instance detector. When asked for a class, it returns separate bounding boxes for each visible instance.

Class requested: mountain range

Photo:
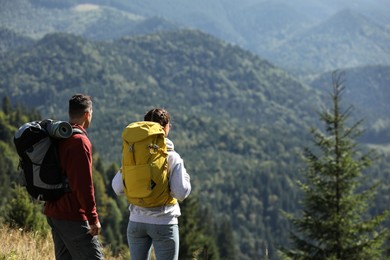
[1,0,390,259]
[269,9,390,76]
[1,0,390,79]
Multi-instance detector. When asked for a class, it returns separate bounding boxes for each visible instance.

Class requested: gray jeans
[127,221,179,260]
[47,217,104,260]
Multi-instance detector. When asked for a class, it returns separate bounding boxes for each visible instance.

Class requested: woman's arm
[111,170,125,195]
[168,152,191,201]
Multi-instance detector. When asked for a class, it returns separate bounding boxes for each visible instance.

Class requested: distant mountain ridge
[271,9,390,76]
[0,0,180,40]
[1,0,389,78]
[229,1,315,52]
[76,0,390,78]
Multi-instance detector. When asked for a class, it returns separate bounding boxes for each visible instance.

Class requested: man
[44,94,104,259]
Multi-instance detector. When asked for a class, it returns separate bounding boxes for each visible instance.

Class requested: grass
[0,225,126,260]
[0,226,54,260]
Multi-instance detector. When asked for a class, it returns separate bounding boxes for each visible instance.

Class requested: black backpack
[14,119,83,201]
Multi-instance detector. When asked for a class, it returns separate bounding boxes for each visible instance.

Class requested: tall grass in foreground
[0,225,125,260]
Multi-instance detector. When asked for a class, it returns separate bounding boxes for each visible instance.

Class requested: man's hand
[88,221,101,236]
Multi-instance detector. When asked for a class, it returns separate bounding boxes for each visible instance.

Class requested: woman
[112,108,191,260]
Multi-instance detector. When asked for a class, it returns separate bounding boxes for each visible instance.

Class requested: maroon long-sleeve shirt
[44,125,99,225]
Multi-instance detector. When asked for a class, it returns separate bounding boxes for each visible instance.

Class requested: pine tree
[216,217,237,260]
[5,185,49,236]
[2,96,11,115]
[179,196,221,260]
[281,71,389,259]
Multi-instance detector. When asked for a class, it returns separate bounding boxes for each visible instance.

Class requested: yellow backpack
[121,121,177,207]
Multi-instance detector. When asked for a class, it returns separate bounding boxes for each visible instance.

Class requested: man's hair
[69,94,92,118]
[144,108,170,127]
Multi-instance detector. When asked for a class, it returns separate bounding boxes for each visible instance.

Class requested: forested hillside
[0,30,318,259]
[0,29,319,162]
[1,29,389,259]
[0,27,34,53]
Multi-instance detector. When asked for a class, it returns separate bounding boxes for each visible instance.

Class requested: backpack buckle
[148,144,159,154]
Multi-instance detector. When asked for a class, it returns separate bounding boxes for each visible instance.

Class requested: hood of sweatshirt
[166,138,174,151]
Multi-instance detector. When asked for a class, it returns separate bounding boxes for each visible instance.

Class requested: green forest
[0,29,390,259]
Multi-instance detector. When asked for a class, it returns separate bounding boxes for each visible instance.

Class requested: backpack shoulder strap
[72,128,85,135]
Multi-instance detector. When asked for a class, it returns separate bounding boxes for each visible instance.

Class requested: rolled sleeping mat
[47,120,73,138]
